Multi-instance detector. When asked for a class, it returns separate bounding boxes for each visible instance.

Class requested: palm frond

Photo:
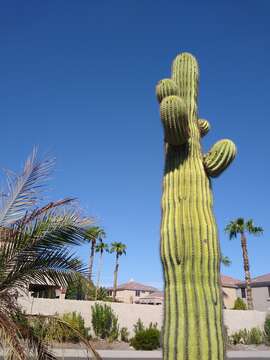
[0,149,55,226]
[110,242,127,255]
[0,296,28,360]
[246,219,263,236]
[221,255,231,267]
[0,213,89,291]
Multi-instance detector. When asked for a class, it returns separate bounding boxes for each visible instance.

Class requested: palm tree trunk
[95,251,103,300]
[113,254,119,301]
[241,233,253,310]
[88,242,95,281]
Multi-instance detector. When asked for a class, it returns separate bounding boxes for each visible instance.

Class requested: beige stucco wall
[224,310,267,334]
[18,295,268,336]
[222,286,237,309]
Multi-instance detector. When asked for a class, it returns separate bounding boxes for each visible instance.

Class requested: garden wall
[19,296,268,336]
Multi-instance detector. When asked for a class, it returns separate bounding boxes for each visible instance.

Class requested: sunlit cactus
[156,52,236,360]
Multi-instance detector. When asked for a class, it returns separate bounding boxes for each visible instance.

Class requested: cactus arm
[159,95,190,145]
[198,118,210,137]
[204,139,237,177]
[156,79,189,145]
[156,78,179,103]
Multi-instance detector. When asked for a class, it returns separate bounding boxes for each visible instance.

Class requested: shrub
[31,312,90,343]
[233,297,247,310]
[133,318,144,335]
[229,329,248,345]
[91,303,119,340]
[264,316,270,345]
[61,312,89,342]
[248,327,263,345]
[229,327,264,345]
[130,328,161,350]
[120,327,129,342]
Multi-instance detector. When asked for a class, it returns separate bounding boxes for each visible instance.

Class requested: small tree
[91,303,119,340]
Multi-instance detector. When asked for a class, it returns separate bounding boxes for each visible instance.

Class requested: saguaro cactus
[156,53,236,360]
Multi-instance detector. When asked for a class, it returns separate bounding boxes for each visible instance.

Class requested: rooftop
[108,280,159,292]
[221,275,241,288]
[238,273,270,287]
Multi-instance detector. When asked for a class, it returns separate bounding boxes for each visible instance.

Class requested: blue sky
[0,0,269,289]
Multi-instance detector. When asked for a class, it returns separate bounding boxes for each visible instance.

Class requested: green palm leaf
[0,149,55,227]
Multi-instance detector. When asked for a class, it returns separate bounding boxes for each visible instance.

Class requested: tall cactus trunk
[161,147,224,360]
[240,233,253,310]
[156,53,236,360]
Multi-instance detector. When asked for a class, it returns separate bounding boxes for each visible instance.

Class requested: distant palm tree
[110,242,127,301]
[84,226,106,281]
[225,218,263,310]
[95,239,108,300]
[221,254,231,267]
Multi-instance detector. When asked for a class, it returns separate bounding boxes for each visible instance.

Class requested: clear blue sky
[0,0,269,289]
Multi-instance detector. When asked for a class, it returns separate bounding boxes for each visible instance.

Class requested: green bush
[61,312,89,342]
[229,329,248,345]
[264,316,270,345]
[131,321,160,350]
[31,312,90,343]
[120,327,129,342]
[229,327,264,345]
[130,328,161,350]
[233,297,247,310]
[248,327,263,345]
[133,318,144,334]
[91,303,119,340]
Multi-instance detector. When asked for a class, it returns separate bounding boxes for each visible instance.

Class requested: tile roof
[220,275,241,288]
[108,281,159,292]
[238,273,270,287]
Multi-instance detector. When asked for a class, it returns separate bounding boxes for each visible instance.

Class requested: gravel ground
[227,344,270,351]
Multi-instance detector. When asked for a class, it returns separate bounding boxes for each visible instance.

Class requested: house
[107,280,159,304]
[237,273,270,311]
[137,291,163,305]
[28,283,66,299]
[111,275,240,307]
[221,275,239,309]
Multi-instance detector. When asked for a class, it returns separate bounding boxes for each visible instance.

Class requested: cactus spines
[156,79,179,103]
[204,139,237,178]
[160,96,189,145]
[157,52,236,360]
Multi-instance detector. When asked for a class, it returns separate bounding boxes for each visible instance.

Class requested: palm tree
[0,149,100,359]
[110,242,127,301]
[221,254,231,267]
[225,218,263,310]
[95,239,108,300]
[84,226,106,281]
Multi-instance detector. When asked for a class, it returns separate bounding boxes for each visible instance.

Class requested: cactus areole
[156,53,236,360]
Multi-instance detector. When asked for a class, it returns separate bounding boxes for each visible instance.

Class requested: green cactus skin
[204,139,236,178]
[156,53,236,360]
